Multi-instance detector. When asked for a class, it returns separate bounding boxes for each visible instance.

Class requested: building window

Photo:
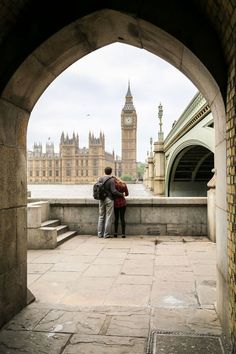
[36,170,39,177]
[49,170,52,177]
[43,170,46,177]
[56,170,59,177]
[66,169,71,177]
[30,171,33,177]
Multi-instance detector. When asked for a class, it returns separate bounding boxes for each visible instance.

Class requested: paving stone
[50,262,89,272]
[35,309,106,334]
[155,255,190,266]
[83,264,122,277]
[5,307,50,331]
[61,277,114,306]
[150,333,223,354]
[104,284,151,306]
[154,265,195,282]
[92,257,124,265]
[98,250,128,258]
[74,245,104,255]
[192,264,217,277]
[150,281,198,308]
[106,314,150,337]
[151,308,222,336]
[104,242,132,249]
[129,245,155,254]
[63,334,147,354]
[196,280,217,306]
[0,329,70,354]
[156,245,186,255]
[121,259,154,275]
[27,273,42,285]
[126,253,155,260]
[27,263,54,274]
[115,274,153,285]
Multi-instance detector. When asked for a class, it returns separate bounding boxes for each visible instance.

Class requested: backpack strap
[102,176,113,185]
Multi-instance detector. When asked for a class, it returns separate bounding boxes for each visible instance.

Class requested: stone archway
[0,5,230,345]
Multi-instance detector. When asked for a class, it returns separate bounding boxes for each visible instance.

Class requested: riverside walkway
[0,235,224,353]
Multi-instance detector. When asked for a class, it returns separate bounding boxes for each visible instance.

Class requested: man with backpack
[95,166,123,238]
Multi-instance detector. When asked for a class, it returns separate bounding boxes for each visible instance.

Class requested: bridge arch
[0,3,232,345]
[166,141,214,197]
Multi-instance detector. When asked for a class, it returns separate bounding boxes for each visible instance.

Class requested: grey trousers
[97,197,114,237]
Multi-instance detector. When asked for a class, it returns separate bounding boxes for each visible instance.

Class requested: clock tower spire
[121,81,137,179]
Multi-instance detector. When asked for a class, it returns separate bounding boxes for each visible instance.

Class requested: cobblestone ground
[0,236,223,353]
[28,183,153,198]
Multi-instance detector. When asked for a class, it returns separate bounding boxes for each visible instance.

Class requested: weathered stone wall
[193,1,236,348]
[0,101,28,327]
[35,198,208,237]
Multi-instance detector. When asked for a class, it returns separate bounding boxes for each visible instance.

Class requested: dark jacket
[98,176,123,200]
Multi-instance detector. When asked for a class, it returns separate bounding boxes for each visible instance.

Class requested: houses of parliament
[27,83,137,183]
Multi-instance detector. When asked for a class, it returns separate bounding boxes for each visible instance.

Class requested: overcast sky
[27,42,198,162]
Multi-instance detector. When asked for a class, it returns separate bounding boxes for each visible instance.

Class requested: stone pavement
[0,236,223,353]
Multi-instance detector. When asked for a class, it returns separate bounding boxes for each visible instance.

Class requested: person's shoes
[98,235,103,238]
[122,235,126,238]
[104,235,111,238]
[114,234,117,238]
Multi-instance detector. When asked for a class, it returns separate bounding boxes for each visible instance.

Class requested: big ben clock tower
[121,82,137,179]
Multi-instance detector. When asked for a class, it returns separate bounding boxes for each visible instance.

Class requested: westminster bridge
[144,92,215,198]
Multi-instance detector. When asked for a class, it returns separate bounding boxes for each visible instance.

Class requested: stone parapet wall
[29,198,207,237]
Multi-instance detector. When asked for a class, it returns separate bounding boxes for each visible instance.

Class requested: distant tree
[120,174,133,181]
[137,162,145,179]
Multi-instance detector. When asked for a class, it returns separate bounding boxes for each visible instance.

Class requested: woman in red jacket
[114,177,129,238]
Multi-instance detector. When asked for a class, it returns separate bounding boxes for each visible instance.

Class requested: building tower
[121,81,137,179]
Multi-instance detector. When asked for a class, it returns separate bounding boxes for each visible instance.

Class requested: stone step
[57,231,77,246]
[41,219,60,228]
[56,224,69,235]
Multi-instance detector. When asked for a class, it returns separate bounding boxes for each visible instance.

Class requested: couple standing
[97,166,129,238]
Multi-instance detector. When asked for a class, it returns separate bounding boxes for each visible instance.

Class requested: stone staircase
[27,201,77,249]
[40,219,77,246]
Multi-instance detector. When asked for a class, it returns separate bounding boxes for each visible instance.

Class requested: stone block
[2,54,55,112]
[0,208,17,274]
[16,206,27,265]
[28,201,50,223]
[0,98,29,148]
[0,145,27,209]
[27,205,41,228]
[0,262,27,328]
[38,201,50,222]
[27,228,57,249]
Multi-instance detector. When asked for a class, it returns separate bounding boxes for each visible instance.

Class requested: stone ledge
[28,197,207,207]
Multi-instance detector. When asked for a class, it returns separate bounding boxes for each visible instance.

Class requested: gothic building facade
[27,84,137,183]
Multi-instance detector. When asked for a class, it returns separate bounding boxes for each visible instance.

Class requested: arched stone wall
[0,3,234,348]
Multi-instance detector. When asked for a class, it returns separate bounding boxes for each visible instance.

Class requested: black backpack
[93,177,112,200]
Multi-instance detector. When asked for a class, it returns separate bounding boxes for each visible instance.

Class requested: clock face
[125,116,133,125]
